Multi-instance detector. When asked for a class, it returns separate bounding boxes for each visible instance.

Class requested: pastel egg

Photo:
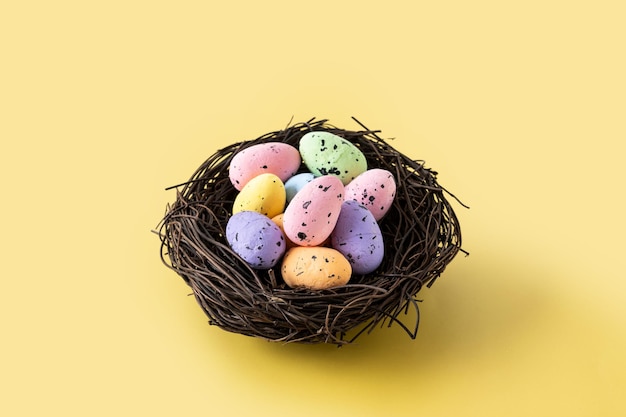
[232,173,286,218]
[344,168,396,221]
[229,142,301,191]
[270,213,297,249]
[283,175,344,247]
[284,172,315,202]
[281,246,352,290]
[331,200,384,275]
[299,131,367,185]
[226,211,286,269]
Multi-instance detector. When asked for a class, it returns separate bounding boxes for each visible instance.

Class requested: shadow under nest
[157,117,466,345]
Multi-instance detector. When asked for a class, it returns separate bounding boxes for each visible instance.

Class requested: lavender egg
[331,200,384,275]
[226,211,286,269]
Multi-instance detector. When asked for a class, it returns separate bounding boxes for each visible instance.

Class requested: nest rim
[157,117,465,345]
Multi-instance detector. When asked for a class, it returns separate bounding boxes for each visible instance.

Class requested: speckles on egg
[283,175,344,247]
[281,246,352,290]
[228,142,301,191]
[331,200,384,275]
[284,172,315,202]
[299,131,367,185]
[344,168,396,221]
[232,173,286,218]
[226,211,286,269]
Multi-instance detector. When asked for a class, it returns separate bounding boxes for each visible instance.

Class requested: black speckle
[328,212,332,217]
[380,184,385,188]
[312,255,317,260]
[321,139,325,146]
[235,233,239,241]
[303,201,311,209]
[361,216,367,222]
[334,145,338,150]
[324,258,330,263]
[262,165,268,169]
[297,232,307,240]
[276,241,282,247]
[301,222,307,226]
[369,196,375,202]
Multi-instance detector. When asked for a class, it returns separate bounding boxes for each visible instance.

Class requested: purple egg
[226,211,286,269]
[331,200,384,275]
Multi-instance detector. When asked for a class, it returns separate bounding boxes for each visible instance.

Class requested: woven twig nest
[157,118,465,345]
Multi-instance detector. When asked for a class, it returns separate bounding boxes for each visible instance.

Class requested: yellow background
[2,1,625,416]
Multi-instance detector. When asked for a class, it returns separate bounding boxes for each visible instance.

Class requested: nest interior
[157,118,465,345]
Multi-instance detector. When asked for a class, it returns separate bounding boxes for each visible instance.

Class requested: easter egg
[283,175,344,247]
[284,172,315,202]
[232,173,286,218]
[226,211,286,269]
[331,200,384,275]
[270,213,297,249]
[299,131,367,185]
[229,142,301,191]
[281,246,352,290]
[344,168,396,221]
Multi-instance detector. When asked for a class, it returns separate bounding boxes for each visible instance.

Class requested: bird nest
[157,118,466,345]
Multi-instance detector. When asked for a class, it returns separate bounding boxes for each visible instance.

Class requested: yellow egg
[281,247,352,290]
[232,173,286,218]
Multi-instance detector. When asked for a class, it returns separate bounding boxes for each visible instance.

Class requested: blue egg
[284,172,315,202]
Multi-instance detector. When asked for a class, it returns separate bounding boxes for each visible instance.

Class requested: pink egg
[283,175,344,247]
[229,142,301,191]
[344,169,396,221]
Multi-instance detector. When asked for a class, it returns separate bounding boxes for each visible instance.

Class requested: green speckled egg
[299,131,367,185]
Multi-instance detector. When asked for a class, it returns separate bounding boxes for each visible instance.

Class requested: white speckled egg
[232,173,286,218]
[226,211,286,269]
[331,200,384,275]
[299,131,367,185]
[229,142,301,191]
[283,175,344,247]
[344,168,396,221]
